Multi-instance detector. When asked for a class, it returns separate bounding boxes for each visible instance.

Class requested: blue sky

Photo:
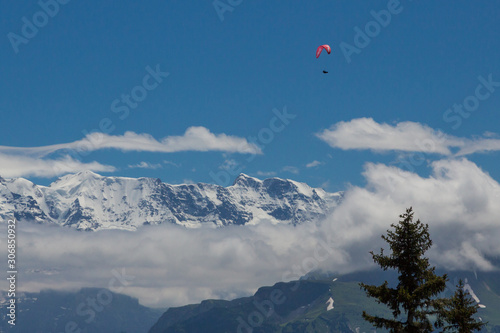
[1,0,500,191]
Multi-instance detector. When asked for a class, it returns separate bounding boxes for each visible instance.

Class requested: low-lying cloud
[1,158,499,308]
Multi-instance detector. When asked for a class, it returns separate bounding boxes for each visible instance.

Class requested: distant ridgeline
[0,171,342,231]
[148,269,500,333]
[0,288,162,333]
[1,269,499,332]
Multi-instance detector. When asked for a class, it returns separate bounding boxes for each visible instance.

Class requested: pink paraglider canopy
[316,44,331,58]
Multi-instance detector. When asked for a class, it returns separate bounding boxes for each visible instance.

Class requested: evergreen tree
[360,207,447,332]
[435,279,486,332]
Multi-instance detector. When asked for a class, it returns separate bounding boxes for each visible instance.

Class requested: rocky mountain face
[0,171,342,231]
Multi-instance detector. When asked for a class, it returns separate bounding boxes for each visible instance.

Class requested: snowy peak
[0,172,342,231]
[232,173,262,188]
[51,170,103,188]
[76,169,102,178]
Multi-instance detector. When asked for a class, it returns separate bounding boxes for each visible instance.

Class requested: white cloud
[456,138,500,156]
[219,158,239,171]
[316,118,463,155]
[0,127,262,157]
[256,171,277,177]
[160,127,261,154]
[306,160,322,168]
[324,158,500,272]
[282,166,299,174]
[317,118,500,157]
[319,180,330,190]
[128,161,162,169]
[0,153,115,178]
[3,221,348,308]
[163,160,180,167]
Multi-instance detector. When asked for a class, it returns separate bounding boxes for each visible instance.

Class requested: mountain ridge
[0,171,342,231]
[0,287,163,333]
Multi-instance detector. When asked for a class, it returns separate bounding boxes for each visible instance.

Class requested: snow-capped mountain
[0,171,342,231]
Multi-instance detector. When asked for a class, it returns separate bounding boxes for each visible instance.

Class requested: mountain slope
[148,279,354,333]
[0,288,163,333]
[0,172,342,231]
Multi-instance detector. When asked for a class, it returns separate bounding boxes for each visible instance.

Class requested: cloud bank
[1,158,499,308]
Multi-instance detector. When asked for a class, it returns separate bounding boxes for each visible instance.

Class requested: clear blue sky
[1,0,499,190]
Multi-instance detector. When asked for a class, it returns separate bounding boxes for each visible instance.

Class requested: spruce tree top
[360,207,447,332]
[436,279,486,332]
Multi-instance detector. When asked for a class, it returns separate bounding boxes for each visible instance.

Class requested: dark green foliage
[360,207,448,332]
[436,279,486,332]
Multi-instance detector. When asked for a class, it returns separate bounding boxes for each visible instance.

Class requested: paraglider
[316,44,331,74]
[316,44,331,58]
